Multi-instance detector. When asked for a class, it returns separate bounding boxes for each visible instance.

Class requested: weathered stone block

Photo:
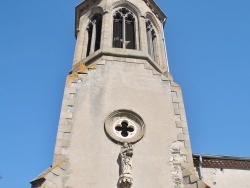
[61,140,70,147]
[184,140,191,148]
[197,181,207,188]
[144,63,153,70]
[189,174,199,183]
[182,169,191,177]
[51,167,60,176]
[58,118,67,125]
[182,127,189,134]
[59,125,71,133]
[56,132,64,139]
[65,88,77,94]
[178,134,189,141]
[176,121,185,128]
[63,99,74,107]
[181,115,187,121]
[180,147,187,155]
[174,108,181,115]
[172,96,179,103]
[96,60,106,65]
[60,112,73,119]
[152,69,161,75]
[54,146,62,155]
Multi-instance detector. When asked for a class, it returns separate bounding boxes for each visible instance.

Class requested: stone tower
[31,0,210,187]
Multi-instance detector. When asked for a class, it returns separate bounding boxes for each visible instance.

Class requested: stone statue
[118,142,133,188]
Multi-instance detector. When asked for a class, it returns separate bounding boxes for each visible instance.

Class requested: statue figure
[118,142,133,188]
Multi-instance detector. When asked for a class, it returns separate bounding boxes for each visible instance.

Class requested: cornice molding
[142,0,167,23]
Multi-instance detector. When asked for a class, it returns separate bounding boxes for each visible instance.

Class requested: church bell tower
[31,0,210,187]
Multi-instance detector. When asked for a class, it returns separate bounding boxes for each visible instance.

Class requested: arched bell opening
[112,7,137,50]
[86,13,103,57]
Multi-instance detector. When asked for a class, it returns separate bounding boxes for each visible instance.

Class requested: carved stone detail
[118,142,133,188]
[105,109,145,143]
[169,141,186,187]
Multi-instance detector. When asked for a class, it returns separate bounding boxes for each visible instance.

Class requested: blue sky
[1,0,250,187]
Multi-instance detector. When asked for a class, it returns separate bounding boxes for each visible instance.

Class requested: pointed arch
[85,7,104,57]
[109,0,142,17]
[90,6,104,15]
[112,7,136,49]
[145,12,161,32]
[145,13,160,64]
[109,1,142,50]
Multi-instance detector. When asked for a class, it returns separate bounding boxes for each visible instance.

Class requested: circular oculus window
[105,110,145,143]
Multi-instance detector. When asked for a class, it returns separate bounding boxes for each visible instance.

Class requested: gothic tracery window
[86,13,103,57]
[113,8,136,49]
[146,19,157,61]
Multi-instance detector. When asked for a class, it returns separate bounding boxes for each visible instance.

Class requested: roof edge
[142,0,167,22]
[193,153,250,161]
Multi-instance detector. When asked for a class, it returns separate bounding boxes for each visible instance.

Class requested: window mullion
[122,16,126,49]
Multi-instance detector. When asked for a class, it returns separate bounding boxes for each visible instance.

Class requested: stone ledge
[77,48,165,74]
[73,53,174,90]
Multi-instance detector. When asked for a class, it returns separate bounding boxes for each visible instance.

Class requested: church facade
[30,0,250,188]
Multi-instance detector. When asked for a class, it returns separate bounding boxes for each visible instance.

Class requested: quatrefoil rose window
[114,119,136,138]
[105,110,145,143]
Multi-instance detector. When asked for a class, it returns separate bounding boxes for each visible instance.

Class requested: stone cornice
[142,0,167,23]
[77,48,166,74]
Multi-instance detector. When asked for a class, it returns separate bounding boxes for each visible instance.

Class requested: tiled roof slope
[193,154,250,170]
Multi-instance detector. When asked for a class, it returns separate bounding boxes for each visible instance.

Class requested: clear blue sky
[1,0,250,187]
